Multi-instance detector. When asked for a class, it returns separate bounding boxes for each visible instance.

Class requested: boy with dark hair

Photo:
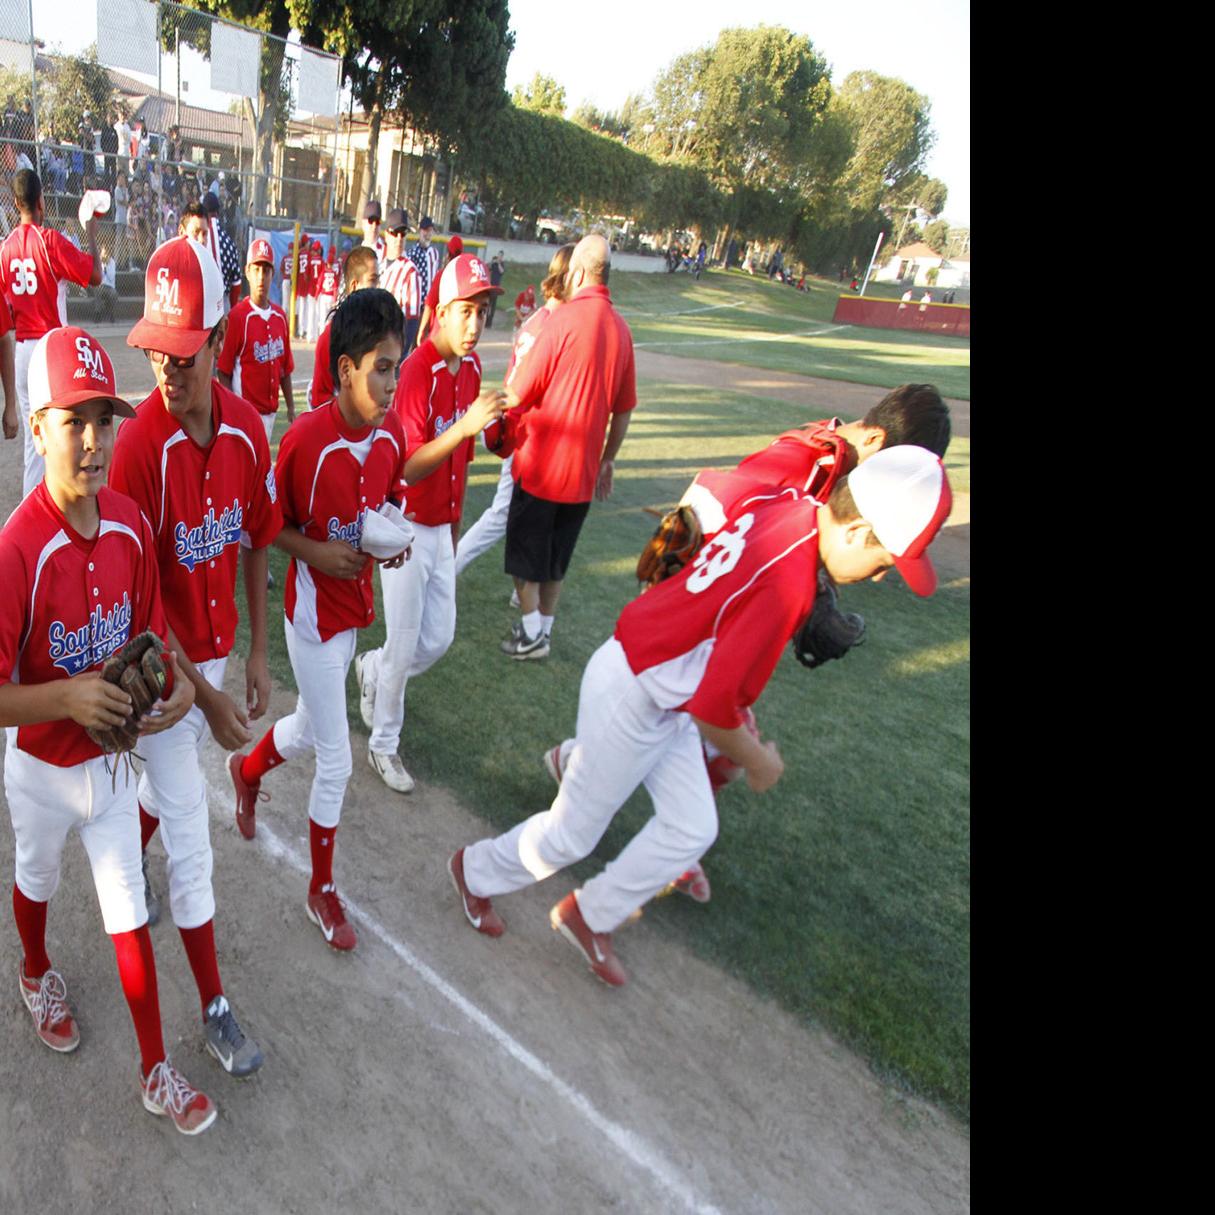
[451,447,953,986]
[228,288,413,951]
[308,245,379,411]
[0,324,213,1132]
[1,168,102,496]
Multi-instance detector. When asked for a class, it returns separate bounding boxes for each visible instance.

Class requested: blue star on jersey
[47,592,133,675]
[173,498,244,572]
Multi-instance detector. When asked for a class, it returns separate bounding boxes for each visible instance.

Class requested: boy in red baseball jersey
[356,254,506,794]
[450,447,953,986]
[0,325,215,1133]
[308,246,378,411]
[217,238,295,444]
[111,237,282,1077]
[229,289,412,951]
[0,169,102,497]
[314,246,340,338]
[306,238,326,341]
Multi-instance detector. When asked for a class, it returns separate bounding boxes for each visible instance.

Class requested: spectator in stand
[125,184,144,265]
[514,283,536,331]
[408,216,441,308]
[100,108,119,189]
[217,238,296,444]
[486,252,505,327]
[1,97,15,175]
[361,199,385,269]
[308,245,379,410]
[95,243,118,322]
[113,108,131,177]
[379,207,418,350]
[165,124,185,166]
[201,191,242,311]
[162,161,180,208]
[416,235,463,346]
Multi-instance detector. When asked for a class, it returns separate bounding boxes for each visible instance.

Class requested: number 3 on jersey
[686,514,754,592]
[8,258,37,295]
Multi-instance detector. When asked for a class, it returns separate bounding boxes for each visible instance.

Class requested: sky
[29,0,969,227]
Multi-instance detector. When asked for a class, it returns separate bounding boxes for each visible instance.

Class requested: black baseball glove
[791,572,866,669]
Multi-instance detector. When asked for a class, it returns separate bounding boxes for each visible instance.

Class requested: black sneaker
[500,621,550,660]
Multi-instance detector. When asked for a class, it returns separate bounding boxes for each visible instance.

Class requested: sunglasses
[146,349,197,369]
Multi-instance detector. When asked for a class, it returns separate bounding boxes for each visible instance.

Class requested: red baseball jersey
[381,257,419,318]
[614,491,819,729]
[109,381,283,664]
[217,298,295,415]
[0,223,94,340]
[317,262,340,301]
[508,285,636,503]
[275,402,407,642]
[394,338,481,527]
[310,321,334,410]
[687,419,857,539]
[0,485,167,767]
[308,249,324,298]
[279,250,294,285]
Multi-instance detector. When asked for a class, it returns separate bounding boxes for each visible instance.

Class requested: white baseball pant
[462,637,718,932]
[363,521,456,756]
[271,618,356,829]
[454,455,514,576]
[136,656,227,929]
[261,412,276,445]
[17,337,41,499]
[315,294,336,334]
[296,294,307,339]
[5,746,147,934]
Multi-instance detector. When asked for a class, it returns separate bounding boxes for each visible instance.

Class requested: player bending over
[0,326,215,1133]
[449,446,952,986]
[228,288,414,952]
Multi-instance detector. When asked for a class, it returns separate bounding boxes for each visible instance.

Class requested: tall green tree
[40,47,112,145]
[511,72,567,117]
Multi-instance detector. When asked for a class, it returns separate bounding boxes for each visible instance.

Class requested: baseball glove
[636,505,704,588]
[791,573,866,669]
[86,631,170,785]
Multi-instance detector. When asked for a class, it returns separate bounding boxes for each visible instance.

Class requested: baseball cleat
[204,995,264,1077]
[662,861,712,904]
[368,748,415,794]
[306,885,357,951]
[500,621,550,660]
[549,891,627,987]
[229,751,266,840]
[19,965,80,1053]
[142,850,161,926]
[354,651,376,730]
[509,588,521,609]
[448,848,505,937]
[141,1057,217,1135]
[543,744,564,785]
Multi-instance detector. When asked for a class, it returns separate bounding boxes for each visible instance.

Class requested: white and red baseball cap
[28,326,135,419]
[438,254,503,307]
[247,238,274,267]
[847,445,952,597]
[127,236,225,359]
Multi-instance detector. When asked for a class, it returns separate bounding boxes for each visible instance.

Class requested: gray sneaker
[142,851,160,927]
[500,621,550,660]
[204,995,264,1077]
[354,652,376,730]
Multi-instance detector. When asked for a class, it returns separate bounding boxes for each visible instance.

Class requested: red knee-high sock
[242,727,285,784]
[309,819,336,896]
[178,920,223,1018]
[111,925,165,1077]
[13,886,51,978]
[139,804,159,851]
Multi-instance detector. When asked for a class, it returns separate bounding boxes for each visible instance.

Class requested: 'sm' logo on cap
[75,335,106,381]
[155,266,182,316]
[470,259,489,284]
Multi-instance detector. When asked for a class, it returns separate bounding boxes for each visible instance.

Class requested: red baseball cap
[847,446,952,596]
[447,235,465,256]
[28,326,135,419]
[247,238,274,267]
[438,254,502,307]
[127,237,225,359]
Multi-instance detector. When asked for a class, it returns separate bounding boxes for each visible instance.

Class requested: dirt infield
[0,330,969,1213]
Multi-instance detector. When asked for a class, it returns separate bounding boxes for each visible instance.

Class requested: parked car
[535,209,583,244]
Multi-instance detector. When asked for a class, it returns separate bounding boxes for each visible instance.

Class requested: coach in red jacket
[499,234,636,660]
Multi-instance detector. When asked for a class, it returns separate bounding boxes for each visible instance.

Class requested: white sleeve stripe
[709,529,819,638]
[216,422,258,462]
[307,439,348,517]
[158,432,190,532]
[21,531,72,651]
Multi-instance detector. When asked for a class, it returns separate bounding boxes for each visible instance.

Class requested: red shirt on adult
[217,297,295,415]
[394,337,482,527]
[614,492,819,729]
[0,484,167,767]
[0,223,94,340]
[109,380,283,665]
[508,284,636,503]
[275,402,408,642]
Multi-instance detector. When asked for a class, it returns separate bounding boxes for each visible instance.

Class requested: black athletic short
[504,485,591,583]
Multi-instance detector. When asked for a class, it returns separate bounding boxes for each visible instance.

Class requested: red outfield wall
[831,295,970,337]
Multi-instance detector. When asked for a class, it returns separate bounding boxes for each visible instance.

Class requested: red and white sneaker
[141,1056,217,1135]
[549,891,627,987]
[448,849,505,937]
[19,965,80,1053]
[229,752,268,841]
[664,861,712,904]
[306,885,357,951]
[543,744,565,786]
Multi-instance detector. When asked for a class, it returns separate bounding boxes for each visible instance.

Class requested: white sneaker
[369,749,415,793]
[354,652,375,729]
[509,588,521,609]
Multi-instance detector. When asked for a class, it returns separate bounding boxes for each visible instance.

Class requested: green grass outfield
[501,265,972,401]
[236,376,972,1123]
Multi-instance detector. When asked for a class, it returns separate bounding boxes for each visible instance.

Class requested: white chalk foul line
[205,778,722,1215]
[635,323,849,349]
[619,298,746,319]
